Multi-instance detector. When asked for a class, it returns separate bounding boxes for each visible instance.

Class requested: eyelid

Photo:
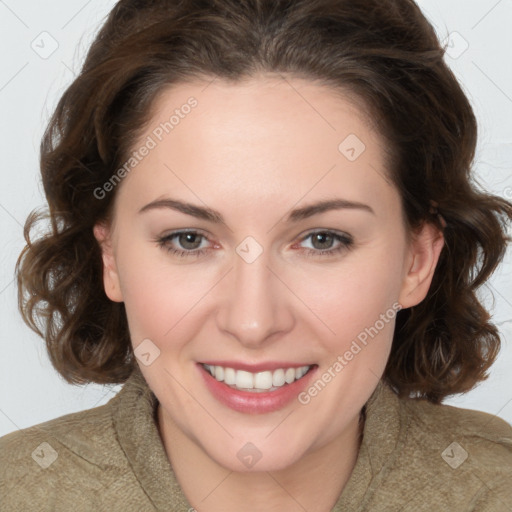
[294,228,352,244]
[297,227,352,240]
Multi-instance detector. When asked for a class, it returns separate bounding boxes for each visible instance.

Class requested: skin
[94,75,444,511]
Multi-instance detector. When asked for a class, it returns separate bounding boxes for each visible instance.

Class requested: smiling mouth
[201,363,314,393]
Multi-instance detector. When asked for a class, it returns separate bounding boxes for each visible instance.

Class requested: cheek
[114,239,214,346]
[293,244,405,350]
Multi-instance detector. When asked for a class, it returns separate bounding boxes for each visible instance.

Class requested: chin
[208,443,307,473]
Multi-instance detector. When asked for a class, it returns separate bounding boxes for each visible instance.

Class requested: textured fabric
[1,367,511,511]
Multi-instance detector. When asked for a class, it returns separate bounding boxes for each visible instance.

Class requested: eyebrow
[138,197,375,223]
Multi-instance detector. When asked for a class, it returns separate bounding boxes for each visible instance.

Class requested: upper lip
[200,361,314,372]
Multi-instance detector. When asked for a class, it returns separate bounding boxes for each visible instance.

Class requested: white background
[0,0,511,437]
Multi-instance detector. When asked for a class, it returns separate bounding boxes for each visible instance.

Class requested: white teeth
[272,369,285,387]
[254,371,273,390]
[224,367,236,385]
[203,364,311,392]
[214,366,224,381]
[285,368,296,384]
[236,370,254,389]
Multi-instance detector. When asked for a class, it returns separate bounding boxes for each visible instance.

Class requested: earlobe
[93,222,124,303]
[398,222,444,309]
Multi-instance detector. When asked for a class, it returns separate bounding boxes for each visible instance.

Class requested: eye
[155,230,211,258]
[296,230,353,257]
[155,229,354,259]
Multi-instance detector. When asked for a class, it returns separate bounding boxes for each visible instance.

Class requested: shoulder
[404,394,512,466]
[0,395,134,511]
[0,396,121,465]
[394,394,512,510]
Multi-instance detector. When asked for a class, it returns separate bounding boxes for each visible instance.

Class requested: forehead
[116,76,396,220]
[146,75,379,158]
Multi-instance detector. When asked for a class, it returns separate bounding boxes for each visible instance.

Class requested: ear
[93,221,124,303]
[398,221,444,309]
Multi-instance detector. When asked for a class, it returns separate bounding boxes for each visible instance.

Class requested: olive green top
[1,367,511,511]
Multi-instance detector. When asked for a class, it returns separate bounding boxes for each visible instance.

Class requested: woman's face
[94,76,442,472]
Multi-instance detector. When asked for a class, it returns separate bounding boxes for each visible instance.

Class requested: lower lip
[198,364,317,414]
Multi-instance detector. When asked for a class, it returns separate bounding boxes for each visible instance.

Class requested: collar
[333,378,406,510]
[110,365,191,510]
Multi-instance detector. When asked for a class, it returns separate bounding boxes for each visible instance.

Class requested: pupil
[180,233,201,249]
[314,233,332,249]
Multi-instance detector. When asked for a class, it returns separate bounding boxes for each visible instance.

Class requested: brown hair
[16,0,512,403]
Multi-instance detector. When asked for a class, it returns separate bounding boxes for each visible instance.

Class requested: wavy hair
[16,0,512,402]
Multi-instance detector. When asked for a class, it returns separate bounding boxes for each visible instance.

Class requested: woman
[1,0,511,510]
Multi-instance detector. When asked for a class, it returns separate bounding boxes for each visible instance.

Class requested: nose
[216,247,294,349]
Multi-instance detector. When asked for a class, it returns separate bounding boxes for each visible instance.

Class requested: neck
[157,405,365,512]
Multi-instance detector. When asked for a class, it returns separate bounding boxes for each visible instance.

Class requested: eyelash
[155,230,353,259]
